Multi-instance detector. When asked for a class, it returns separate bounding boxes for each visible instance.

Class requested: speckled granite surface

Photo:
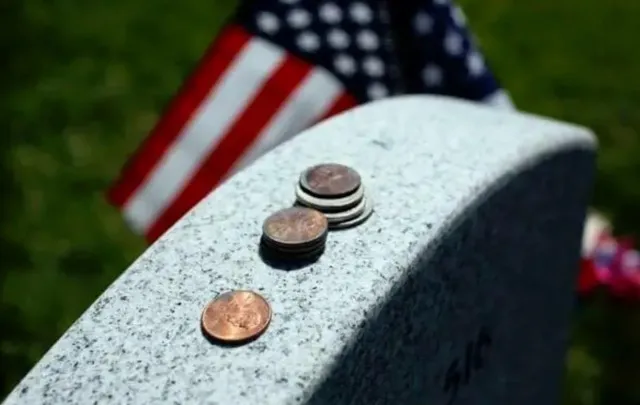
[3,95,596,405]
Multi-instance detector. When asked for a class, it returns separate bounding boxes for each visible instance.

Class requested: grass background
[1,0,639,403]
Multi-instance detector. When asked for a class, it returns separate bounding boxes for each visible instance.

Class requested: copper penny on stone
[201,291,271,343]
[300,163,361,198]
[262,206,328,248]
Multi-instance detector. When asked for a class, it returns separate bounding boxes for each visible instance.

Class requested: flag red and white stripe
[107,26,356,242]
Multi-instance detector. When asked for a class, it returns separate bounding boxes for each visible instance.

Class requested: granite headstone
[2,95,596,405]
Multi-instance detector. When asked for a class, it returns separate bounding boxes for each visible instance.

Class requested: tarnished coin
[201,290,271,343]
[329,197,374,230]
[260,234,327,252]
[300,163,361,198]
[295,183,364,211]
[260,236,326,261]
[263,206,328,248]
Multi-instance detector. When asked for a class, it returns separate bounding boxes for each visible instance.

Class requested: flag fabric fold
[385,0,513,107]
[107,0,513,242]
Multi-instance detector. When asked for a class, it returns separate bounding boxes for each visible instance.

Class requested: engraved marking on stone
[442,326,493,405]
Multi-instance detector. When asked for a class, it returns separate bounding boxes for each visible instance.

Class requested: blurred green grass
[1,0,639,403]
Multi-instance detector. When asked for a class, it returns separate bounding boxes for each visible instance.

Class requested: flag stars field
[466,51,486,77]
[363,56,384,77]
[108,0,511,241]
[319,3,342,24]
[349,2,374,24]
[422,63,443,87]
[287,8,312,29]
[257,12,280,35]
[334,54,357,76]
[327,28,350,49]
[297,32,321,52]
[414,13,433,35]
[451,6,466,27]
[444,30,464,56]
[367,82,389,99]
[356,30,379,51]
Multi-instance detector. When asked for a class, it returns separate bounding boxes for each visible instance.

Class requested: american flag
[578,212,640,300]
[580,232,640,300]
[107,0,513,242]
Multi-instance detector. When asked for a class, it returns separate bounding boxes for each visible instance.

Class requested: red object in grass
[579,232,640,301]
[577,258,600,295]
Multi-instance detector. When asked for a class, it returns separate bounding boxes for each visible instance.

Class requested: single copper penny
[300,163,361,198]
[201,290,271,343]
[262,206,328,248]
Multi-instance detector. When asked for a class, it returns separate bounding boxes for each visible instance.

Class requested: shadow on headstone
[307,149,592,405]
[0,96,595,405]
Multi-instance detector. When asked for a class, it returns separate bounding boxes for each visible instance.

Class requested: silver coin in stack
[329,197,375,230]
[295,183,364,212]
[322,197,367,224]
[295,163,374,230]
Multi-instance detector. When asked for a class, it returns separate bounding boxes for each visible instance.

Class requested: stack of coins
[295,163,373,230]
[261,206,328,261]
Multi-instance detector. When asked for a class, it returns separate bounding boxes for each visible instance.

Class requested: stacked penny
[260,206,328,261]
[295,163,373,230]
[202,163,374,346]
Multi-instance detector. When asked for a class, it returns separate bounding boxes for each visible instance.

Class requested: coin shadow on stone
[200,324,266,348]
[326,225,358,233]
[257,243,323,271]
